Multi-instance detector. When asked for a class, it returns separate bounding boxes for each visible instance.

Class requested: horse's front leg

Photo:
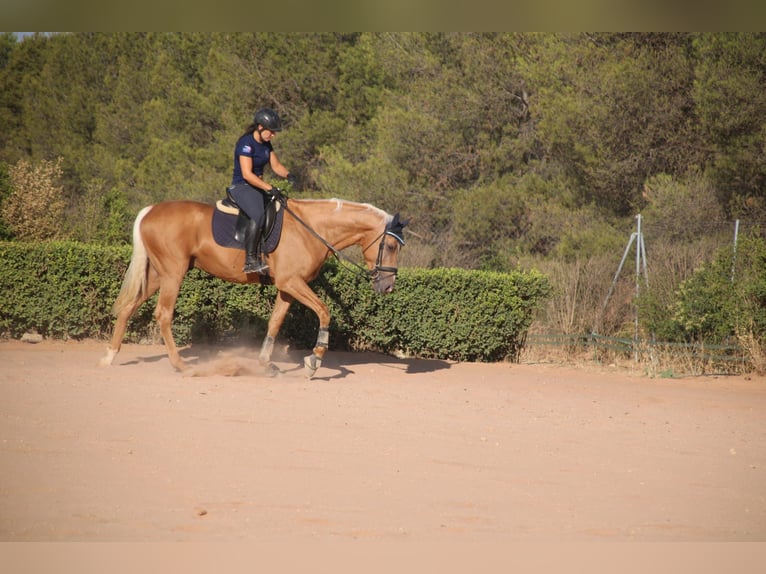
[258,290,294,376]
[303,326,329,379]
[274,280,331,379]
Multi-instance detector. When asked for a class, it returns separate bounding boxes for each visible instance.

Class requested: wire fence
[519,214,764,375]
[524,333,749,374]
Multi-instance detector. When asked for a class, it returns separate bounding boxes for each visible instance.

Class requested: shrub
[641,234,766,345]
[0,241,129,338]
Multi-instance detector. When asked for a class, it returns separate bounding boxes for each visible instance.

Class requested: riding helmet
[254,108,282,132]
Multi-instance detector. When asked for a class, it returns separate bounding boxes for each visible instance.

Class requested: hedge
[0,241,551,362]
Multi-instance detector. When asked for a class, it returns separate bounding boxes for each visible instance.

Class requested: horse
[99,197,407,378]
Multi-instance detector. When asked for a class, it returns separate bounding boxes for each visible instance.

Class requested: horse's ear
[388,213,408,245]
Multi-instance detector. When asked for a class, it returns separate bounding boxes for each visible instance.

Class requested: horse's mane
[292,197,391,224]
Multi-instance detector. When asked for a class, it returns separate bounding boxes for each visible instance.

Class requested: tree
[0,161,13,239]
[521,33,700,216]
[641,170,725,243]
[2,158,67,241]
[693,33,766,217]
[0,33,48,163]
[0,32,764,263]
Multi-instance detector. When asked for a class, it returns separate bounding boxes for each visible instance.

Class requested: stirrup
[243,259,269,274]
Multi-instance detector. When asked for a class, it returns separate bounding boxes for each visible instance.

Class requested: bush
[0,241,551,362]
[640,234,766,345]
[0,241,129,338]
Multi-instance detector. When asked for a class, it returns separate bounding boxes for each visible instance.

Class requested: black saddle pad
[211,206,284,253]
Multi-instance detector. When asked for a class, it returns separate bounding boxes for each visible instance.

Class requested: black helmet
[254,108,282,132]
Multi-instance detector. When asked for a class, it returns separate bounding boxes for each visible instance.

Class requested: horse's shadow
[120,344,452,381]
[307,352,451,382]
[121,353,169,365]
[120,345,217,367]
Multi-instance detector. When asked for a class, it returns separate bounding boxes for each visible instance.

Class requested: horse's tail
[112,205,153,316]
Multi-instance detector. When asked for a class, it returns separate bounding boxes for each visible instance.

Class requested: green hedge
[0,241,551,362]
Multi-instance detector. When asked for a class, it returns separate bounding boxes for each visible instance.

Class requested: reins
[280,198,403,282]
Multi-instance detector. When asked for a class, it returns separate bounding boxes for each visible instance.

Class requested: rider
[227,107,297,274]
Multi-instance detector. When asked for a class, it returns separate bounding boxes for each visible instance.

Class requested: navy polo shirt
[231,132,273,185]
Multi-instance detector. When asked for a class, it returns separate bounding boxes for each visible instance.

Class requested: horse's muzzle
[372,267,397,294]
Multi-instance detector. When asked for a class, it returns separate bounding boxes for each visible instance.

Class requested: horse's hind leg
[100,268,160,366]
[155,274,187,371]
[258,290,294,376]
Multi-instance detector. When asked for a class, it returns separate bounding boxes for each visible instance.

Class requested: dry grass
[738,331,765,375]
[520,334,752,378]
[2,158,67,241]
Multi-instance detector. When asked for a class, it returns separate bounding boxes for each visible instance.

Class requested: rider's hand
[286,173,298,189]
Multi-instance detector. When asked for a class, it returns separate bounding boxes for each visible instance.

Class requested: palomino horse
[100,197,407,378]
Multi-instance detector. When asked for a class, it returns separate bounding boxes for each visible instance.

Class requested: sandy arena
[1,338,765,543]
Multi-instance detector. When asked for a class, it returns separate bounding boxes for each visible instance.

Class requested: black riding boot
[243,217,269,274]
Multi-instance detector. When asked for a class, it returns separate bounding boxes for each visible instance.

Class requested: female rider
[227,107,296,274]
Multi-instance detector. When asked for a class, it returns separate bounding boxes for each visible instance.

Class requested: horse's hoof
[172,361,188,373]
[99,348,116,367]
[304,355,321,379]
[263,362,281,378]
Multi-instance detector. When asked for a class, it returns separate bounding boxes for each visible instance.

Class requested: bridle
[282,199,405,283]
[364,227,406,283]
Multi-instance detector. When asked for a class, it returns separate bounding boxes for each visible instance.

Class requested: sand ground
[1,338,765,545]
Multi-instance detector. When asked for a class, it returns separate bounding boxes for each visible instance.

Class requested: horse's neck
[294,199,383,249]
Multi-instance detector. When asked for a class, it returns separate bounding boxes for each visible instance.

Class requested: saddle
[212,193,284,253]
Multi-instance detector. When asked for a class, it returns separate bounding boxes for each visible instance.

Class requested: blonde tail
[112,205,153,316]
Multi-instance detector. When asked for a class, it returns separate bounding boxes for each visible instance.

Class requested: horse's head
[365,212,408,294]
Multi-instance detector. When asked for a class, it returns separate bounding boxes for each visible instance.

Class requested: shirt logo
[241,145,252,154]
